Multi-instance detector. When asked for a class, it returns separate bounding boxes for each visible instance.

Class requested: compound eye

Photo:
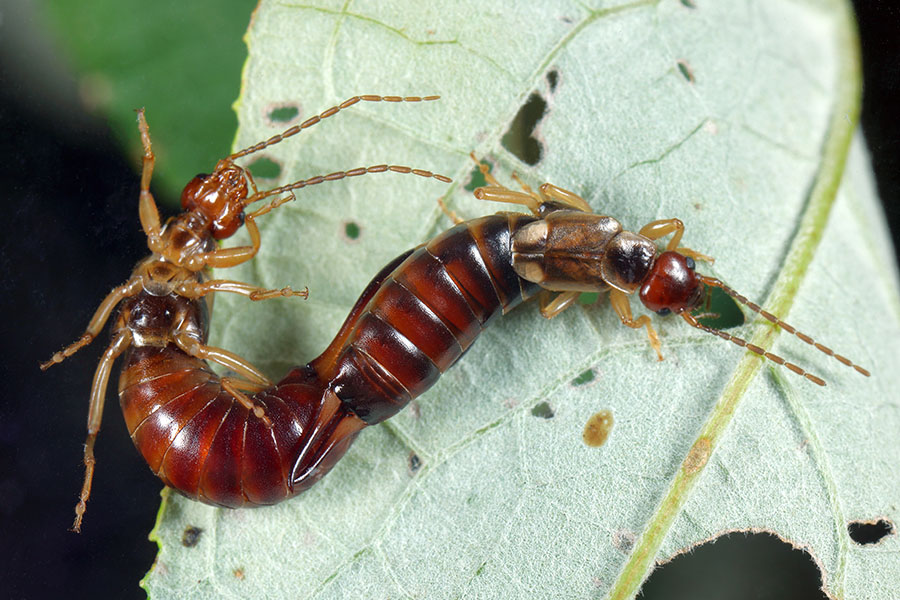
[656,307,672,317]
[685,256,696,270]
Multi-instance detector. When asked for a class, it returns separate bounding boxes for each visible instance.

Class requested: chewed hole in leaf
[266,104,300,124]
[578,292,599,306]
[694,286,744,329]
[343,221,361,241]
[181,526,203,547]
[638,532,827,599]
[407,452,422,475]
[676,59,695,83]
[546,68,559,93]
[501,91,547,166]
[247,156,281,179]
[571,368,596,386]
[848,518,894,545]
[465,158,492,191]
[531,401,554,419]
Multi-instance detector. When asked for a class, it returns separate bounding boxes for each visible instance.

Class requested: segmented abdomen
[118,346,363,507]
[314,213,541,424]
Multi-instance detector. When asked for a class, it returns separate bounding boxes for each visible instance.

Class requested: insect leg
[41,278,142,370]
[609,289,664,361]
[179,279,308,301]
[136,110,163,254]
[72,328,133,532]
[536,182,593,213]
[539,290,581,318]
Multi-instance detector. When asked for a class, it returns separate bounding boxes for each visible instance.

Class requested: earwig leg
[173,331,271,387]
[41,278,142,370]
[675,246,715,264]
[201,212,264,269]
[437,197,464,225]
[638,219,685,251]
[536,182,593,213]
[473,186,542,214]
[539,291,581,319]
[136,110,163,254]
[178,279,308,301]
[609,289,664,361]
[72,329,133,533]
[221,378,272,427]
[470,152,504,188]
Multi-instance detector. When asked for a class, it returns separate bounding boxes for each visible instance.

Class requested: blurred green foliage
[42,0,252,206]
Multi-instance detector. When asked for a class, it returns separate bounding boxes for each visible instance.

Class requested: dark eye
[656,307,672,316]
[685,256,696,270]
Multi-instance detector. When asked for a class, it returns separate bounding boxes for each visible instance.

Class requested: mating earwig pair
[43,94,869,532]
[41,95,450,531]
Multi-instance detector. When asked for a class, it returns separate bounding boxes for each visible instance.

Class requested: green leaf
[144,0,900,598]
[41,0,250,204]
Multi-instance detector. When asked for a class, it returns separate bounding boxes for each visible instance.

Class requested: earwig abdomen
[314,213,542,426]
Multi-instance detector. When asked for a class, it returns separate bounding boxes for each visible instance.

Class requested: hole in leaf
[694,286,744,329]
[680,0,697,8]
[572,369,596,386]
[677,59,695,83]
[181,526,203,547]
[407,452,422,475]
[531,401,554,419]
[247,156,281,179]
[344,221,361,240]
[267,105,299,123]
[637,532,828,600]
[501,92,547,165]
[582,410,613,447]
[465,158,492,191]
[578,292,599,306]
[848,518,894,545]
[546,69,559,93]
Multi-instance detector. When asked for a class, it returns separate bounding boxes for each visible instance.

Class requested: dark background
[1,2,897,599]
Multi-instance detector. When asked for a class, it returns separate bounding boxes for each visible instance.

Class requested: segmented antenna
[697,275,870,379]
[228,95,440,161]
[243,165,452,209]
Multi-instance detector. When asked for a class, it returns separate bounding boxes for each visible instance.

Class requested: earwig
[41,96,450,531]
[284,156,871,484]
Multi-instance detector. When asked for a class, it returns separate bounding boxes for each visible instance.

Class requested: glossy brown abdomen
[315,213,542,425]
[118,346,364,506]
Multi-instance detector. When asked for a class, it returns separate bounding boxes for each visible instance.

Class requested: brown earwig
[41,95,450,531]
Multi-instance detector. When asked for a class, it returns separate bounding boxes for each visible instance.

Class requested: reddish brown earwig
[41,95,450,531]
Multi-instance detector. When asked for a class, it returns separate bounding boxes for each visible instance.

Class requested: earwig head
[639,251,704,315]
[180,165,248,240]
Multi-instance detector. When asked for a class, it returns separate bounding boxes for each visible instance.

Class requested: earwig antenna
[681,312,827,386]
[227,95,441,161]
[243,164,452,209]
[697,275,870,378]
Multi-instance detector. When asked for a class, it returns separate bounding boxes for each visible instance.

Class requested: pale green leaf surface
[144,0,900,598]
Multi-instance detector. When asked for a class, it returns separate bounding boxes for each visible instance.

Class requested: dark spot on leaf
[501,92,547,165]
[546,69,559,93]
[475,561,487,576]
[677,59,695,84]
[572,369,596,386]
[247,156,281,179]
[848,519,894,545]
[612,529,636,553]
[267,105,299,123]
[181,526,203,547]
[407,452,422,475]
[582,410,613,447]
[680,0,697,7]
[531,401,554,419]
[638,532,828,600]
[694,286,744,329]
[344,221,361,240]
